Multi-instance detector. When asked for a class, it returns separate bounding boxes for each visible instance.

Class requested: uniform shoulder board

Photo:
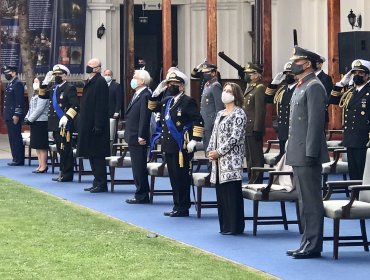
[256,84,264,88]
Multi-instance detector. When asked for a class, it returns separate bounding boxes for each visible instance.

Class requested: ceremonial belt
[164,97,192,167]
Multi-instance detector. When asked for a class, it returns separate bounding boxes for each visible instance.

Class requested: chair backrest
[109,118,118,153]
[359,148,370,202]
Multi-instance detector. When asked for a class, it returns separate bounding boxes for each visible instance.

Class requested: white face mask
[221,91,235,104]
[104,76,112,83]
[33,83,40,91]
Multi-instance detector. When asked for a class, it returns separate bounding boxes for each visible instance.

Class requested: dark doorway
[133,5,177,88]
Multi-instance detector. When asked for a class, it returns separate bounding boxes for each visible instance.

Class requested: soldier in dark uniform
[265,62,297,161]
[315,56,333,124]
[191,60,207,100]
[2,65,25,166]
[243,63,266,183]
[199,63,224,152]
[39,64,79,182]
[286,46,329,259]
[329,59,370,180]
[148,70,204,217]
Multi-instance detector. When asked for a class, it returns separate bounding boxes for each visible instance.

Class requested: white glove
[154,112,160,122]
[187,140,197,153]
[43,71,54,85]
[338,70,352,87]
[58,115,68,128]
[271,72,285,85]
[113,112,120,119]
[152,80,167,97]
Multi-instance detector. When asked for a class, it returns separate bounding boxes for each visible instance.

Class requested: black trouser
[347,147,367,180]
[216,180,245,234]
[278,139,287,156]
[89,157,107,189]
[6,120,24,164]
[245,135,264,183]
[53,130,73,180]
[129,145,149,200]
[165,152,192,212]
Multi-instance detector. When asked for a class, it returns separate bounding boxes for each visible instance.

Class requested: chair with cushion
[147,158,172,203]
[263,139,280,167]
[242,154,302,235]
[323,148,370,259]
[191,171,217,218]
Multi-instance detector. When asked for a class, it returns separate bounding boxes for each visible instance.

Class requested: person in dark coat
[2,65,25,166]
[286,46,329,259]
[124,69,152,204]
[103,69,123,119]
[148,70,204,217]
[329,59,370,180]
[78,58,110,193]
[39,64,79,182]
[315,56,333,124]
[265,61,297,161]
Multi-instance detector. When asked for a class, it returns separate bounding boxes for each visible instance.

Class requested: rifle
[218,51,246,79]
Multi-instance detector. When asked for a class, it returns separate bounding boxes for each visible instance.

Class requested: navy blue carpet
[1,159,369,280]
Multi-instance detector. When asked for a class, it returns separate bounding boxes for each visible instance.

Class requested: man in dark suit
[330,59,370,180]
[2,65,25,166]
[315,56,333,124]
[78,58,110,193]
[243,63,266,183]
[286,46,330,259]
[124,69,152,204]
[103,69,123,119]
[148,70,204,217]
[39,64,79,182]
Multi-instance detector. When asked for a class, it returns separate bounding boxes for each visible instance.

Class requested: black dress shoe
[89,186,108,193]
[220,231,243,236]
[52,177,73,182]
[7,162,24,166]
[292,251,321,259]
[163,210,175,216]
[169,210,189,217]
[52,177,61,181]
[126,197,150,204]
[84,186,94,191]
[286,249,301,256]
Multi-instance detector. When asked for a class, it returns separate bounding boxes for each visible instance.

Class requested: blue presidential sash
[52,86,64,119]
[164,97,192,167]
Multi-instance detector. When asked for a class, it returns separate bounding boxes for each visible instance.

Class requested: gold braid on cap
[66,108,77,119]
[193,125,204,138]
[148,100,157,110]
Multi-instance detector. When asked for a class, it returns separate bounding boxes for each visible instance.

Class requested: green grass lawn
[0,177,276,280]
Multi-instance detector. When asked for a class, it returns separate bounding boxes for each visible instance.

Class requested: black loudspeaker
[338,31,370,74]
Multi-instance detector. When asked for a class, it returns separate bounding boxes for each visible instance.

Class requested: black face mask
[353,75,365,86]
[55,76,63,84]
[86,65,94,74]
[168,85,180,96]
[138,63,145,68]
[244,74,251,83]
[291,62,306,75]
[5,73,12,81]
[203,73,212,81]
[285,74,295,84]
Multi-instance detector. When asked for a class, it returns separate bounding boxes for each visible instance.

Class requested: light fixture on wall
[97,23,106,39]
[139,3,148,24]
[348,9,362,29]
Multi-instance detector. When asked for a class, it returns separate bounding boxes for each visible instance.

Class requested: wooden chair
[242,154,302,235]
[323,148,370,259]
[191,171,217,218]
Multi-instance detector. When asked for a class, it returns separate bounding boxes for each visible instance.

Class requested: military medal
[361,111,365,115]
[60,92,63,99]
[177,108,182,116]
[367,93,370,96]
[362,99,366,108]
[176,121,181,127]
[165,113,170,120]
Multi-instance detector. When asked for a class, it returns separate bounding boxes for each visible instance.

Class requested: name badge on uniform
[362,99,366,108]
[177,108,182,117]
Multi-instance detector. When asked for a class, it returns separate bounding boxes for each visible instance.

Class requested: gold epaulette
[331,90,342,97]
[193,125,204,138]
[39,87,46,97]
[148,100,157,110]
[66,108,77,119]
[265,87,276,96]
[256,84,264,88]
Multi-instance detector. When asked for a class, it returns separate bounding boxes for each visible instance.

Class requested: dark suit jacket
[108,80,123,118]
[124,87,152,146]
[317,70,333,97]
[77,73,110,158]
[4,77,24,121]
